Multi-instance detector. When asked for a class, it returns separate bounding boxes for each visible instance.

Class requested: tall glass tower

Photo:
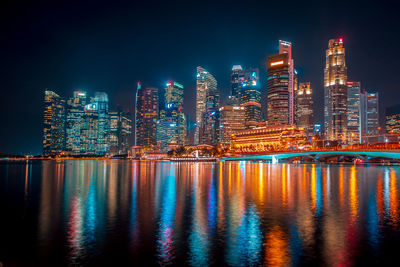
[294,82,314,136]
[135,82,159,148]
[267,40,295,126]
[157,81,186,151]
[239,68,261,128]
[195,66,217,144]
[324,38,348,143]
[347,81,361,144]
[43,90,65,156]
[66,90,87,154]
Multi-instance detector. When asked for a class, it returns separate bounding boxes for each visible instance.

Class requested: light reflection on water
[1,160,400,265]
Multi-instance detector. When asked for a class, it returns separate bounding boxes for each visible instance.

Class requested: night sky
[0,0,398,155]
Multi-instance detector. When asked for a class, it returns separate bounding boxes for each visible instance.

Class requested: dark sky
[0,0,398,155]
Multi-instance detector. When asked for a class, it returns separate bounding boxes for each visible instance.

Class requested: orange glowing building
[230,124,308,152]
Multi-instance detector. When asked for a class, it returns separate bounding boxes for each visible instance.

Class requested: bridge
[221,150,400,163]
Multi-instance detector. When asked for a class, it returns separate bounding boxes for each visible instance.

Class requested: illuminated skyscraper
[199,83,220,144]
[239,68,261,128]
[135,83,158,148]
[66,90,88,154]
[324,38,348,142]
[347,81,361,143]
[43,90,66,156]
[110,109,132,155]
[386,104,400,134]
[267,53,290,125]
[230,65,243,99]
[157,81,186,151]
[294,82,314,136]
[360,91,379,138]
[267,40,295,126]
[195,66,217,144]
[80,92,110,155]
[219,97,246,143]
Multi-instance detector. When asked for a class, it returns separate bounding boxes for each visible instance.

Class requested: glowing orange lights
[270,60,284,67]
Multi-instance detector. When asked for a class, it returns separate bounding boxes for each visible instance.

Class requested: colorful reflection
[2,160,400,265]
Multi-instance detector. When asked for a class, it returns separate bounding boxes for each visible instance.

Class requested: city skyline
[1,0,399,154]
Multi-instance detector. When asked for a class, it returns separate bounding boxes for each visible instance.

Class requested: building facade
[80,92,110,155]
[294,82,314,136]
[324,38,348,143]
[360,91,379,139]
[43,90,66,156]
[135,83,158,148]
[267,53,291,125]
[239,68,261,128]
[195,66,217,144]
[199,83,220,144]
[230,65,243,99]
[66,91,88,154]
[110,110,132,155]
[386,104,400,134]
[230,125,308,152]
[219,101,246,143]
[347,81,361,144]
[157,81,186,151]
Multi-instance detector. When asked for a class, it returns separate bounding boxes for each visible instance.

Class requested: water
[1,160,400,266]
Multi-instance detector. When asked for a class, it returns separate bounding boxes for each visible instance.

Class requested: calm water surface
[1,160,400,266]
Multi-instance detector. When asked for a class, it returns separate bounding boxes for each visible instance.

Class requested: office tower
[157,81,186,151]
[230,65,243,99]
[200,83,220,144]
[239,68,261,128]
[93,92,110,155]
[156,117,179,152]
[294,82,314,136]
[66,90,88,154]
[267,40,295,125]
[80,92,110,155]
[360,91,379,138]
[195,66,217,144]
[347,81,361,144]
[219,97,246,143]
[110,109,132,155]
[43,90,66,156]
[324,38,348,142]
[135,83,158,148]
[386,104,400,134]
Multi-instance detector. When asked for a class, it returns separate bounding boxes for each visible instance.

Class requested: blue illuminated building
[157,81,186,152]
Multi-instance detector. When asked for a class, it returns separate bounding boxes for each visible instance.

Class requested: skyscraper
[386,104,400,134]
[279,40,295,124]
[239,68,261,128]
[195,66,217,144]
[219,97,246,144]
[267,53,290,125]
[267,40,295,126]
[110,109,132,155]
[66,90,87,154]
[360,91,379,138]
[135,83,158,148]
[294,82,314,136]
[157,81,186,151]
[347,81,361,144]
[200,82,220,144]
[43,90,65,156]
[324,38,348,142]
[230,65,243,99]
[80,92,110,155]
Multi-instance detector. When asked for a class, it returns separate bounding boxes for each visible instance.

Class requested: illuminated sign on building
[270,60,284,67]
[85,103,97,111]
